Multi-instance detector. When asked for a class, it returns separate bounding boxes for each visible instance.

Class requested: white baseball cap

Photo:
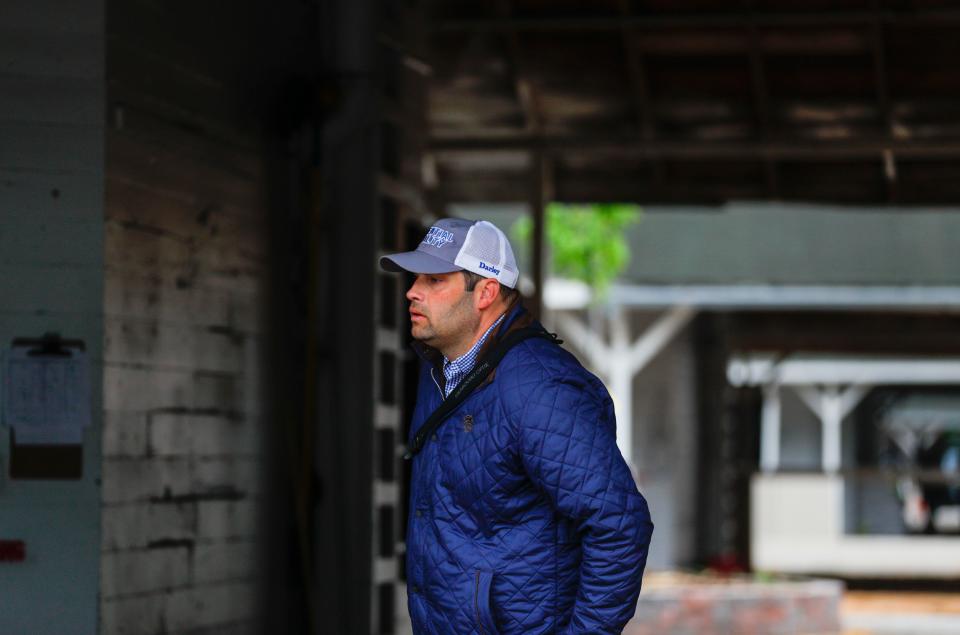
[379,218,520,288]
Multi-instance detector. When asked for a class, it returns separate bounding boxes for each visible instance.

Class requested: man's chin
[410,326,434,344]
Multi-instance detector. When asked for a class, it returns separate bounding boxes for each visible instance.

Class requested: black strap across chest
[403,326,562,460]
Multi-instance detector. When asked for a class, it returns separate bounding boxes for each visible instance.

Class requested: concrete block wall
[100,109,267,634]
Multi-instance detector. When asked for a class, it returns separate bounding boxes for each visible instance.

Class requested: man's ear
[475,278,501,311]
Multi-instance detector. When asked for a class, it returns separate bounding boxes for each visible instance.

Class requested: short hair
[461,270,518,303]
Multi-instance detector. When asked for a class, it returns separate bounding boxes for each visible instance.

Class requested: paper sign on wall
[3,345,91,445]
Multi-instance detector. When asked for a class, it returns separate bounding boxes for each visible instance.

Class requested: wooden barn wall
[371,1,433,632]
[0,0,105,632]
[100,2,281,633]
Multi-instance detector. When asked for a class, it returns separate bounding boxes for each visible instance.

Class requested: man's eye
[429,277,442,283]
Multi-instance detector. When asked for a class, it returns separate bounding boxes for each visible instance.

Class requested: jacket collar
[410,296,533,371]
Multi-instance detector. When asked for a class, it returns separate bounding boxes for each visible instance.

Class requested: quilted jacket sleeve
[510,369,654,634]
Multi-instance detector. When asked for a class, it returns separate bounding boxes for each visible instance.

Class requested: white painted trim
[730,355,960,386]
[609,283,960,309]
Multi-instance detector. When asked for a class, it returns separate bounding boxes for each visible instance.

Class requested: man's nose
[406,277,422,302]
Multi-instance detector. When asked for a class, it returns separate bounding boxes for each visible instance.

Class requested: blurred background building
[2,0,960,633]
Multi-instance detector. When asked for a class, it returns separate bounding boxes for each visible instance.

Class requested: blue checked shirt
[442,314,506,397]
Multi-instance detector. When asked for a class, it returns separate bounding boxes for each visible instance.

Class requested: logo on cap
[422,226,454,248]
[478,261,501,275]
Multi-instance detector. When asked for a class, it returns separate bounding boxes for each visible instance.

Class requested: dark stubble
[411,289,480,357]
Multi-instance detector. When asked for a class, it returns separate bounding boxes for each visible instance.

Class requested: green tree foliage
[512,203,642,296]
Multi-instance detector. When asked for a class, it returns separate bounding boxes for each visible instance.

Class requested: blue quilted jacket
[405,304,653,634]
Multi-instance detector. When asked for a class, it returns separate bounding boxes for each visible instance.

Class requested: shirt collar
[442,313,506,396]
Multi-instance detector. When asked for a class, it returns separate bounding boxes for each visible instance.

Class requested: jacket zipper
[430,367,444,398]
[474,570,485,635]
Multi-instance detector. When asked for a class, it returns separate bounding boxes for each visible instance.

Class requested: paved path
[843,591,960,635]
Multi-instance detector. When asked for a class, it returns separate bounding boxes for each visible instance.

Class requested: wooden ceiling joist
[425,2,960,204]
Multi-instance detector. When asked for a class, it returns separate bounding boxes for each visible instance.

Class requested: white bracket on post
[729,353,960,477]
[554,305,696,472]
[793,384,871,474]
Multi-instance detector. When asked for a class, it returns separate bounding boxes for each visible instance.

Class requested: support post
[821,386,843,474]
[760,384,782,473]
[530,152,550,318]
[609,307,632,464]
[609,358,634,469]
[793,384,870,474]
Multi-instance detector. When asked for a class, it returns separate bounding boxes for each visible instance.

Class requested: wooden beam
[529,151,551,316]
[439,176,769,204]
[625,28,871,56]
[432,9,960,33]
[436,170,960,204]
[431,135,960,160]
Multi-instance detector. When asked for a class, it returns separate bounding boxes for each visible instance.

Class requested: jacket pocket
[473,569,499,635]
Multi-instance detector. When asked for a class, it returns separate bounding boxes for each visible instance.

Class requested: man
[380,218,653,634]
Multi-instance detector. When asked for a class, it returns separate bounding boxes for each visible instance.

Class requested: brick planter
[624,573,844,635]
